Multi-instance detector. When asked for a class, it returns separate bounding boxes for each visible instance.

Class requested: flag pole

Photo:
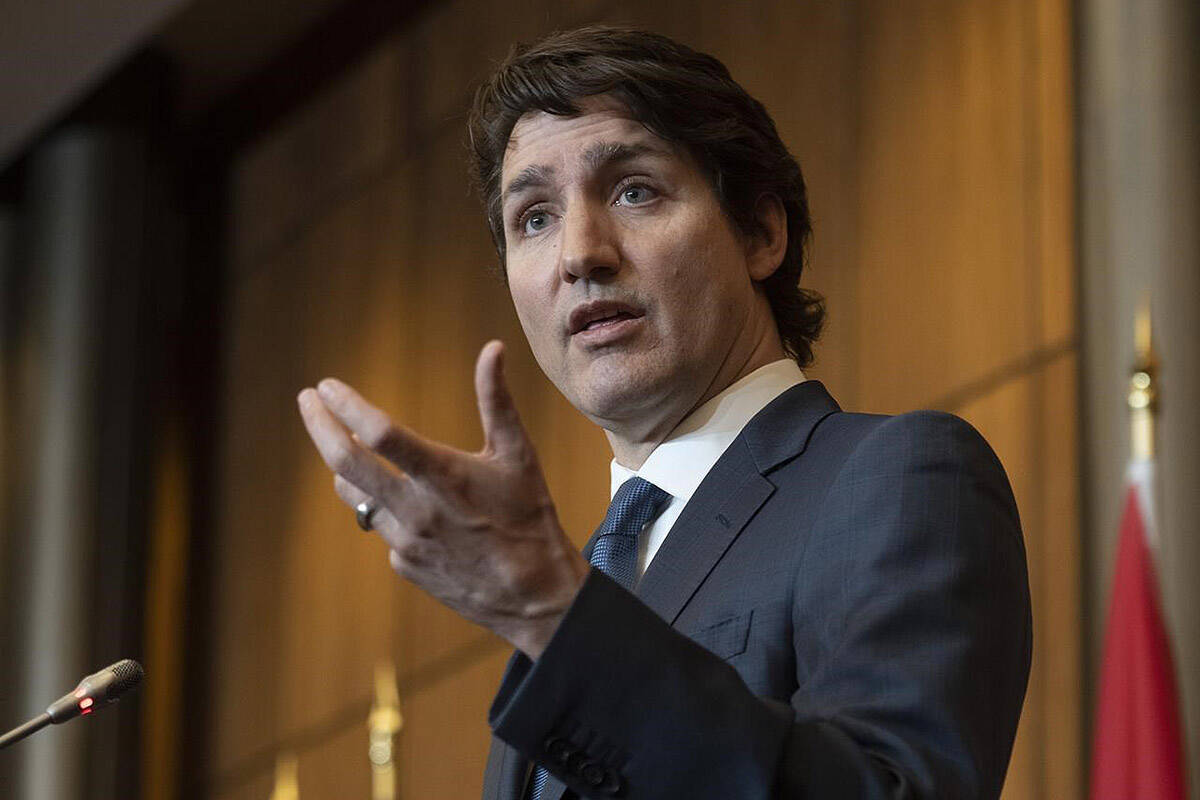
[1090,291,1187,800]
[1128,295,1157,461]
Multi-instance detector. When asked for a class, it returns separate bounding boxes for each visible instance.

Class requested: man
[298,26,1031,800]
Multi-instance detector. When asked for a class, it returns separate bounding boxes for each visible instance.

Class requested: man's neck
[604,338,790,470]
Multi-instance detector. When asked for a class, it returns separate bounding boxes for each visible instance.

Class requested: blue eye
[619,185,653,205]
[523,211,551,236]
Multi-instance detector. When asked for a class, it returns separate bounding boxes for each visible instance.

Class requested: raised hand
[297,340,589,658]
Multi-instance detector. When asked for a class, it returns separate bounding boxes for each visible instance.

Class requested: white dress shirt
[609,359,806,579]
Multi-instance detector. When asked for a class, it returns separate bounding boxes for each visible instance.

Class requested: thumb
[475,340,529,457]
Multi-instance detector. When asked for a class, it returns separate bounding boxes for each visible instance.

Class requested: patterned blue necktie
[527,477,671,800]
[588,477,672,590]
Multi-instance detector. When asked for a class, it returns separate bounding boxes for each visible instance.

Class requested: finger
[332,473,396,513]
[316,378,448,477]
[336,478,439,571]
[387,541,437,575]
[333,473,372,507]
[333,473,400,529]
[333,473,416,521]
[474,340,530,457]
[297,388,402,502]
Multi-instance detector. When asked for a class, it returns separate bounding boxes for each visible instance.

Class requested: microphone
[0,659,144,749]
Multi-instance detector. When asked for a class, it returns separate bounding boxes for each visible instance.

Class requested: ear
[744,193,788,281]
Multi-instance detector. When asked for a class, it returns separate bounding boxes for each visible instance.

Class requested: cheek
[506,274,566,379]
[654,225,736,310]
[507,279,544,339]
[651,224,746,347]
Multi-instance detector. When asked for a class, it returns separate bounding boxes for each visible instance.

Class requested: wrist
[510,553,588,659]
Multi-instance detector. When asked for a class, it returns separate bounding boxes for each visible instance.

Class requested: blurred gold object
[269,754,299,800]
[369,661,404,800]
[1128,295,1158,460]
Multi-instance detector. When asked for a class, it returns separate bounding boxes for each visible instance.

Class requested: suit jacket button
[581,762,606,787]
[598,768,622,794]
[543,737,573,764]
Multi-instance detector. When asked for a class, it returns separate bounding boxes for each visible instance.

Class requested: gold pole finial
[1128,294,1158,460]
[368,661,403,800]
[269,754,299,800]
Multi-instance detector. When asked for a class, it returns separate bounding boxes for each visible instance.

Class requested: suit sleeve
[488,411,1032,799]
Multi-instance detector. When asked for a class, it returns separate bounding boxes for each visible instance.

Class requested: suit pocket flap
[684,610,753,660]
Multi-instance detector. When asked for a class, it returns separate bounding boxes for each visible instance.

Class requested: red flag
[1090,463,1188,799]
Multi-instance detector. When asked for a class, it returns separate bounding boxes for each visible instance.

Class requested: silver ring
[355,501,378,531]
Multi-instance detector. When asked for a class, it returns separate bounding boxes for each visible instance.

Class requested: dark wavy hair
[467,25,825,366]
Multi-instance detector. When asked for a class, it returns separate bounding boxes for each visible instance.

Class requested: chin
[570,368,675,425]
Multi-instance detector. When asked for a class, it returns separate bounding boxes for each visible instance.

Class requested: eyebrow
[581,140,668,171]
[501,140,671,207]
[502,164,555,205]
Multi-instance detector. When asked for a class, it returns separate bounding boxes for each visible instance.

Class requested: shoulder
[744,383,1017,528]
[809,408,1021,539]
[825,409,1005,471]
[785,403,1006,479]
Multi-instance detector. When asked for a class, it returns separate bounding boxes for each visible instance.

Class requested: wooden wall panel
[856,0,1053,413]
[394,648,513,798]
[407,0,612,142]
[297,724,373,799]
[1036,353,1082,800]
[213,772,273,800]
[211,189,411,773]
[202,1,1079,797]
[230,41,405,273]
[1032,0,1075,349]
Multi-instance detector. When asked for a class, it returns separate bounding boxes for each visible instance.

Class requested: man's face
[500,95,768,434]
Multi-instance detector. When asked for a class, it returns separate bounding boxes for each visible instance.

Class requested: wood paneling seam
[930,338,1076,413]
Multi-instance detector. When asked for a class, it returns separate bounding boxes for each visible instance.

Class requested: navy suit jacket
[482,381,1031,799]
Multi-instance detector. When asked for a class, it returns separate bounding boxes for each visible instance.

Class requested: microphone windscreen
[108,659,144,698]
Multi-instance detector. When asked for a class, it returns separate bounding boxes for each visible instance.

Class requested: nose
[557,202,620,283]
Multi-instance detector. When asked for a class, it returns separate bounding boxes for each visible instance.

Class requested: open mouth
[582,311,637,331]
[568,301,644,336]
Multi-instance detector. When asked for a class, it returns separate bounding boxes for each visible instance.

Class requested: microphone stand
[0,713,52,750]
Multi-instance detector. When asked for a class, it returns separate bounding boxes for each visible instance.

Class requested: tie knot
[588,477,671,590]
[599,477,671,539]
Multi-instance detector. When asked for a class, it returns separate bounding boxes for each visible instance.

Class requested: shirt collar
[610,359,806,501]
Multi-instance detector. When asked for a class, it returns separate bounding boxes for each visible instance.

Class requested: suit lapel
[737,380,841,475]
[634,442,772,623]
[633,381,840,625]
